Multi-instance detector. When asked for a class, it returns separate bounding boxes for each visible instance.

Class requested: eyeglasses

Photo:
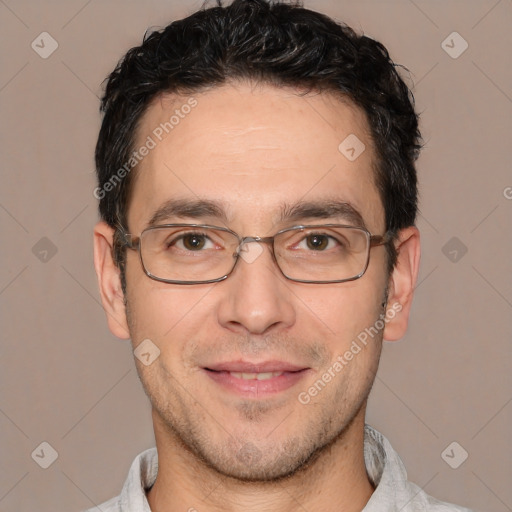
[119,223,390,285]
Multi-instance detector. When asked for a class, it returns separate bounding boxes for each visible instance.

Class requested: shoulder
[363,425,476,512]
[81,447,158,512]
[83,495,120,512]
[406,480,476,511]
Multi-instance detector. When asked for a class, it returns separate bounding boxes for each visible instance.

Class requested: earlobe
[93,221,131,339]
[382,226,421,342]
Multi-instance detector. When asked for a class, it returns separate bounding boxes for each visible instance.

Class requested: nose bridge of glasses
[236,235,274,253]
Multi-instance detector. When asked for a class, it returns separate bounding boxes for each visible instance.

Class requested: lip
[204,360,308,373]
[202,360,311,397]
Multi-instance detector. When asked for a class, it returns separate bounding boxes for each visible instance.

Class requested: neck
[146,409,374,512]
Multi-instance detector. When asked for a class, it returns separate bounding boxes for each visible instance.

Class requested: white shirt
[85,425,474,511]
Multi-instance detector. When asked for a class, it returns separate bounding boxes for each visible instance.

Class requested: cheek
[295,279,385,343]
[125,277,217,352]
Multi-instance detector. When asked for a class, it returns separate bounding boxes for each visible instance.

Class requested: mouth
[202,360,311,397]
[224,370,287,380]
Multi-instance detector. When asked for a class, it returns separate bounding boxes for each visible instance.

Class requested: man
[90,0,473,510]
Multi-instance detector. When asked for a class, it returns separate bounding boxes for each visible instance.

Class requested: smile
[202,367,310,397]
[229,371,284,380]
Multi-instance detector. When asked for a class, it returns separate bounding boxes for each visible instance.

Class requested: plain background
[1,1,511,511]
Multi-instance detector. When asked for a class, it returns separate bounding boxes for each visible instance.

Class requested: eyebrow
[278,199,366,228]
[145,197,366,230]
[146,198,229,227]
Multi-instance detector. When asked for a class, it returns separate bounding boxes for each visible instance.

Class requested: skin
[94,81,420,512]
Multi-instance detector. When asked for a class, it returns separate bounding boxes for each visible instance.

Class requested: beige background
[1,0,511,511]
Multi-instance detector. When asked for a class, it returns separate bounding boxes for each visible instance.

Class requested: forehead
[127,82,383,233]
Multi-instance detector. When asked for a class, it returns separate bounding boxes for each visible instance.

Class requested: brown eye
[181,234,207,250]
[306,234,330,250]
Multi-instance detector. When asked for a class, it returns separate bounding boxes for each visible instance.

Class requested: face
[121,82,391,480]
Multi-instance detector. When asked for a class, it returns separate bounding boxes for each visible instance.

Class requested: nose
[215,241,296,335]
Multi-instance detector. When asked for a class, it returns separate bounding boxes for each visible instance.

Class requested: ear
[382,226,420,342]
[93,221,130,339]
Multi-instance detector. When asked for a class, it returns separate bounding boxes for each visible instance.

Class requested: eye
[171,232,216,251]
[305,234,331,251]
[297,233,341,251]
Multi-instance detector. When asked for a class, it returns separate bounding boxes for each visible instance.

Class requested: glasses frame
[119,223,391,285]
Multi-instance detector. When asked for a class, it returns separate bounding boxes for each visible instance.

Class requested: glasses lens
[138,225,370,283]
[274,226,370,282]
[140,226,238,282]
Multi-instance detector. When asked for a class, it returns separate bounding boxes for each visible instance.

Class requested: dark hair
[95,0,421,291]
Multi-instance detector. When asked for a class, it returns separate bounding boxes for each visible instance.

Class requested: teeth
[229,371,284,380]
